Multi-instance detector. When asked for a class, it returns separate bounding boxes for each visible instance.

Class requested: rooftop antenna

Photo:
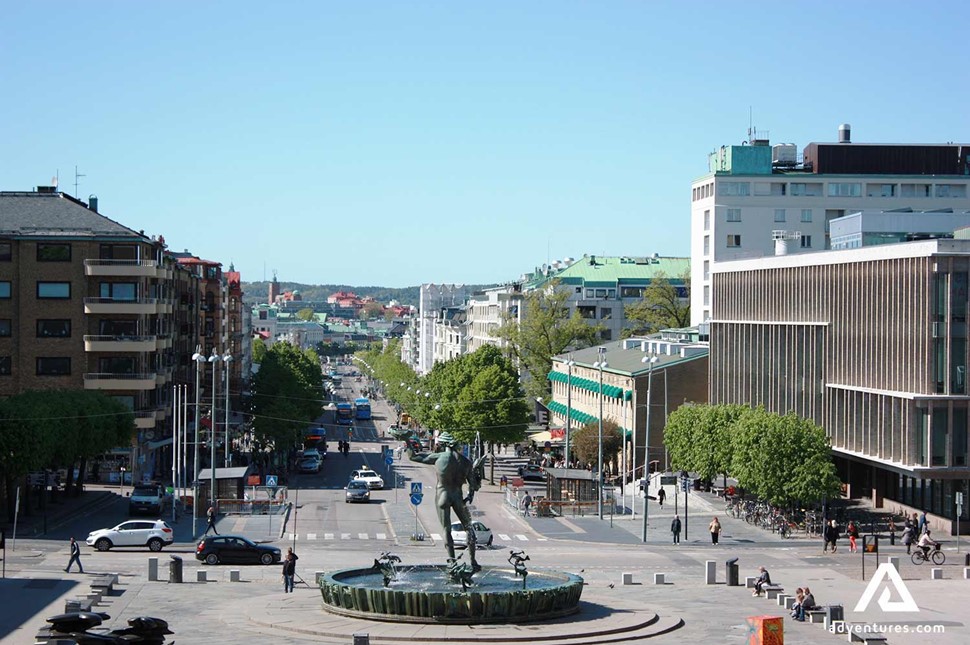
[747,107,753,143]
[53,170,59,189]
[73,165,86,197]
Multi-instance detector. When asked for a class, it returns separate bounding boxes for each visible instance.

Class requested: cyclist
[917,528,939,559]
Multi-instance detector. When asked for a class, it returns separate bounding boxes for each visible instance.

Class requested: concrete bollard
[776,594,788,607]
[148,557,159,582]
[784,596,797,610]
[230,569,241,582]
[887,556,900,572]
[621,572,634,586]
[745,576,757,588]
[705,560,716,585]
[197,570,208,583]
[964,567,970,580]
[653,573,666,585]
[931,568,943,580]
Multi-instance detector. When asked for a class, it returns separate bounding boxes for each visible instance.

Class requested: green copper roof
[527,255,689,290]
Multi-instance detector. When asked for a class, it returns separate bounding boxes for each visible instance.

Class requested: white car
[86,519,174,552]
[350,469,384,490]
[450,521,493,549]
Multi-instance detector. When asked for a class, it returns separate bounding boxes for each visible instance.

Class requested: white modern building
[432,306,467,364]
[691,125,970,326]
[465,284,524,352]
[416,284,470,374]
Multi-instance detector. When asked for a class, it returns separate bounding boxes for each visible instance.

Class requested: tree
[296,308,316,322]
[252,338,267,364]
[623,269,690,338]
[492,280,602,401]
[358,302,385,320]
[571,419,623,472]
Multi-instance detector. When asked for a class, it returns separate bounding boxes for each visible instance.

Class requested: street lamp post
[564,358,575,467]
[223,353,233,468]
[641,355,658,542]
[191,351,206,538]
[594,347,608,520]
[208,349,219,507]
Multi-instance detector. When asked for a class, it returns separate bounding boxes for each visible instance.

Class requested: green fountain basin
[318,564,584,624]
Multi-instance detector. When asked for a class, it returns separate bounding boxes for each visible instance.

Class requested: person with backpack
[847,520,859,553]
[823,519,839,553]
[901,520,915,555]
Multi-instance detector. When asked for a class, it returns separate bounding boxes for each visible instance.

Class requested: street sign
[385,455,394,466]
[410,493,423,506]
[265,475,278,487]
[410,482,422,496]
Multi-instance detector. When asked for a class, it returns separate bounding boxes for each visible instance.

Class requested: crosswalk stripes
[376,533,386,540]
[280,531,537,543]
[324,533,334,540]
[430,533,443,541]
[307,533,317,540]
[341,533,351,540]
[358,533,368,540]
[514,534,528,541]
[498,534,511,541]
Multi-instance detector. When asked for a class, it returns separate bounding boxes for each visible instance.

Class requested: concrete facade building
[416,284,469,374]
[465,285,523,353]
[710,239,970,534]
[432,306,467,365]
[691,126,970,326]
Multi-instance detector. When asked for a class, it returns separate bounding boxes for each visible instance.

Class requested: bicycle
[911,543,945,565]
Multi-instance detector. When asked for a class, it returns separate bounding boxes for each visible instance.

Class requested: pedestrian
[796,587,817,621]
[824,519,839,553]
[521,491,533,517]
[752,566,771,596]
[658,488,666,507]
[790,587,805,620]
[888,517,896,545]
[65,537,84,573]
[918,511,927,536]
[282,548,298,593]
[205,505,219,535]
[709,516,722,545]
[901,521,914,555]
[847,520,859,553]
[671,515,682,544]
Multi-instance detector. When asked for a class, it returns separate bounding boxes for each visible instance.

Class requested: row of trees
[664,403,841,506]
[251,341,324,461]
[0,390,134,521]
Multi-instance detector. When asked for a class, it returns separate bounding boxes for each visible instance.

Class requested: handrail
[84,259,158,267]
[83,335,157,342]
[83,372,157,380]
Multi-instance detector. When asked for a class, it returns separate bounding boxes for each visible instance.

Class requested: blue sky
[3,1,968,288]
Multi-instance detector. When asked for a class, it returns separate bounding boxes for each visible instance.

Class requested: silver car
[345,480,371,503]
[86,519,174,552]
[450,521,493,548]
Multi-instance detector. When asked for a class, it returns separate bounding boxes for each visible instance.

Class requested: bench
[63,598,94,613]
[807,609,827,624]
[849,631,887,644]
[764,585,784,600]
[745,576,757,588]
[90,573,118,595]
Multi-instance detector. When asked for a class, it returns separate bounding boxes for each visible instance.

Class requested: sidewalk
[0,486,119,539]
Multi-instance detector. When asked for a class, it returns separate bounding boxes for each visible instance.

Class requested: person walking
[282,548,298,593]
[205,505,219,536]
[901,520,914,555]
[657,488,666,508]
[671,515,682,544]
[918,511,927,536]
[709,516,722,545]
[521,491,533,518]
[824,519,839,553]
[65,537,84,573]
[847,520,859,553]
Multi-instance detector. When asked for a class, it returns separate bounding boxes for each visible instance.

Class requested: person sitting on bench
[795,587,816,621]
[752,566,771,596]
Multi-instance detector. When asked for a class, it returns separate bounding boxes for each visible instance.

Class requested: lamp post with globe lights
[593,347,608,520]
[641,355,658,542]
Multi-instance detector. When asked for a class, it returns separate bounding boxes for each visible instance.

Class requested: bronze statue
[392,428,487,572]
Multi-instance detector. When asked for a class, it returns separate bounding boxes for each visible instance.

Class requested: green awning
[547,400,597,426]
[547,371,625,400]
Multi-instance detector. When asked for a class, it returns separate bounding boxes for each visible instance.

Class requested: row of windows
[0,242,72,262]
[0,319,73,337]
[693,181,969,201]
[0,281,143,300]
[716,234,813,250]
[704,208,814,229]
[0,356,71,376]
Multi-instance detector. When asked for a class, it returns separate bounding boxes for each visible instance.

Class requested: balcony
[134,411,156,429]
[84,259,158,277]
[84,297,158,315]
[155,265,173,279]
[157,334,173,349]
[156,367,174,385]
[155,407,169,420]
[158,299,174,314]
[84,372,158,391]
[84,335,158,353]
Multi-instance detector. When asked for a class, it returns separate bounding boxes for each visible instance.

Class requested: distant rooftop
[526,254,689,289]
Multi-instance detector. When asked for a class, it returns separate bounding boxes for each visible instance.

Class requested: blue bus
[354,397,371,420]
[336,402,354,425]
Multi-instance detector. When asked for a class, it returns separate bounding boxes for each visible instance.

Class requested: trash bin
[725,557,739,586]
[169,555,183,584]
[825,605,844,624]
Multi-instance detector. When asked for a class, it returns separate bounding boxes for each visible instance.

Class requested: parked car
[450,521,493,548]
[302,448,323,461]
[298,457,321,474]
[86,519,174,552]
[350,469,384,490]
[345,480,371,503]
[517,464,546,481]
[195,535,281,565]
[128,483,169,515]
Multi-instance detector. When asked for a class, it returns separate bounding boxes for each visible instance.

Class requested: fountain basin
[318,565,583,624]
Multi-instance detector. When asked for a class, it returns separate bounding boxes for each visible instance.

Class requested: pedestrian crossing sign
[265,475,278,487]
[410,482,422,495]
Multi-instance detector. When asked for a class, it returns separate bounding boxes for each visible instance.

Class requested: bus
[336,402,354,425]
[354,397,371,420]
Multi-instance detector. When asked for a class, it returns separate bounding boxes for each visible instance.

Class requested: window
[585,289,595,298]
[720,182,750,196]
[0,243,10,261]
[0,281,10,298]
[600,307,612,319]
[37,282,70,299]
[801,209,812,223]
[774,209,786,222]
[901,183,931,198]
[800,235,812,248]
[867,183,896,198]
[790,183,822,197]
[703,285,710,306]
[0,356,10,375]
[704,210,710,231]
[727,234,741,247]
[99,357,135,373]
[620,286,645,298]
[0,319,9,337]
[99,282,137,300]
[703,260,710,281]
[99,244,137,260]
[36,243,71,261]
[36,357,70,376]
[37,320,71,337]
[703,236,710,255]
[827,182,861,197]
[99,319,138,335]
[726,208,741,222]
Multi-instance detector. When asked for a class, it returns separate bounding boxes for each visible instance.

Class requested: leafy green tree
[252,338,267,364]
[493,280,602,401]
[623,269,690,338]
[358,302,384,320]
[571,419,623,472]
[296,308,316,322]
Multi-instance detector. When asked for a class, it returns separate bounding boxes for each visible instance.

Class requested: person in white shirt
[917,529,938,558]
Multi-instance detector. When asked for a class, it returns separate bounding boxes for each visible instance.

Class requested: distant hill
[242,282,422,307]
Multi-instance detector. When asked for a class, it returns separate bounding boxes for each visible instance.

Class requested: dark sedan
[517,464,546,481]
[195,535,281,565]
